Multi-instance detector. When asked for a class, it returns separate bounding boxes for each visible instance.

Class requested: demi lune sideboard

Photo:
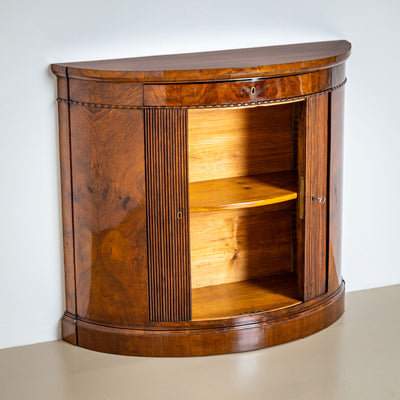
[51,40,351,357]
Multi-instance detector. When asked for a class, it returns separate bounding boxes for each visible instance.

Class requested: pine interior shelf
[192,273,301,320]
[189,171,298,212]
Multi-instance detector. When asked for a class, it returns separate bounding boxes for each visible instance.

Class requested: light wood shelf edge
[189,170,298,212]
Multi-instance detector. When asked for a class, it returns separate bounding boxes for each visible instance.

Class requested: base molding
[61,313,77,345]
[62,281,344,357]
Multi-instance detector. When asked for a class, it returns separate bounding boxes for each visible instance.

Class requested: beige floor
[0,285,399,400]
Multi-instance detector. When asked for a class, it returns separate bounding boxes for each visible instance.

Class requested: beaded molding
[57,79,346,110]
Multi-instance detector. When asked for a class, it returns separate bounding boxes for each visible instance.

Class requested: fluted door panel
[145,108,191,322]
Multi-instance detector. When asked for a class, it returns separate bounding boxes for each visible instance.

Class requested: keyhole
[251,87,256,95]
[176,211,183,220]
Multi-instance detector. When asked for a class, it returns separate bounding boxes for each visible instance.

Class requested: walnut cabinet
[52,40,351,356]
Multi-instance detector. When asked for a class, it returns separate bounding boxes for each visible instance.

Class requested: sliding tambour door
[145,108,191,322]
[298,93,329,301]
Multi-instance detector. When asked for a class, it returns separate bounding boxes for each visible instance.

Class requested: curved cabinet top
[51,40,351,83]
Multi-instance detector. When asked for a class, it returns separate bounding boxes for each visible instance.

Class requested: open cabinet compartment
[188,102,305,320]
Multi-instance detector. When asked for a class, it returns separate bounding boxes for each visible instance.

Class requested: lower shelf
[192,273,301,320]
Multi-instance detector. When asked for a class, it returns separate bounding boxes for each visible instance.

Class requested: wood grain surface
[189,171,297,212]
[188,104,295,182]
[69,105,149,326]
[53,41,349,357]
[73,282,344,356]
[192,273,300,320]
[57,76,76,317]
[68,78,143,106]
[304,94,329,300]
[190,204,295,289]
[145,108,191,322]
[52,40,351,83]
[144,70,330,106]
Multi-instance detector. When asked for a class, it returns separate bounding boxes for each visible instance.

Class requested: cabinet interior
[188,102,305,320]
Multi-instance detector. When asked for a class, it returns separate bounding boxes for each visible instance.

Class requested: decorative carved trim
[57,79,347,110]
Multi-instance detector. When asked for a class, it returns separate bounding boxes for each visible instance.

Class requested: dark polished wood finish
[61,313,77,345]
[304,93,329,300]
[69,103,148,326]
[74,282,344,357]
[56,77,76,317]
[52,40,350,357]
[145,108,191,322]
[68,79,143,106]
[52,40,350,82]
[144,70,330,106]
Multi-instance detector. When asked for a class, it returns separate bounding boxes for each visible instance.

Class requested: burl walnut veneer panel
[69,105,149,326]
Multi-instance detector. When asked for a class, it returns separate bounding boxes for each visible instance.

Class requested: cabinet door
[328,86,345,294]
[145,108,192,322]
[298,94,329,301]
[70,106,149,326]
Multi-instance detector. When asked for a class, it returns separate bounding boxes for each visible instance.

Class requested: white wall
[1,0,399,349]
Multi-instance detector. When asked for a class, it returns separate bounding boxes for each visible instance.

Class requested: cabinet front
[144,89,330,323]
[53,40,350,355]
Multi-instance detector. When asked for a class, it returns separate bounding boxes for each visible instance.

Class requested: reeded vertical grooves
[145,108,191,322]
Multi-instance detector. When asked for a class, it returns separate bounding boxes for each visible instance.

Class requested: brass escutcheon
[251,87,256,95]
[176,211,183,220]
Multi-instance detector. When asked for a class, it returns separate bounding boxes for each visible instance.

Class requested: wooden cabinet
[52,40,351,356]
